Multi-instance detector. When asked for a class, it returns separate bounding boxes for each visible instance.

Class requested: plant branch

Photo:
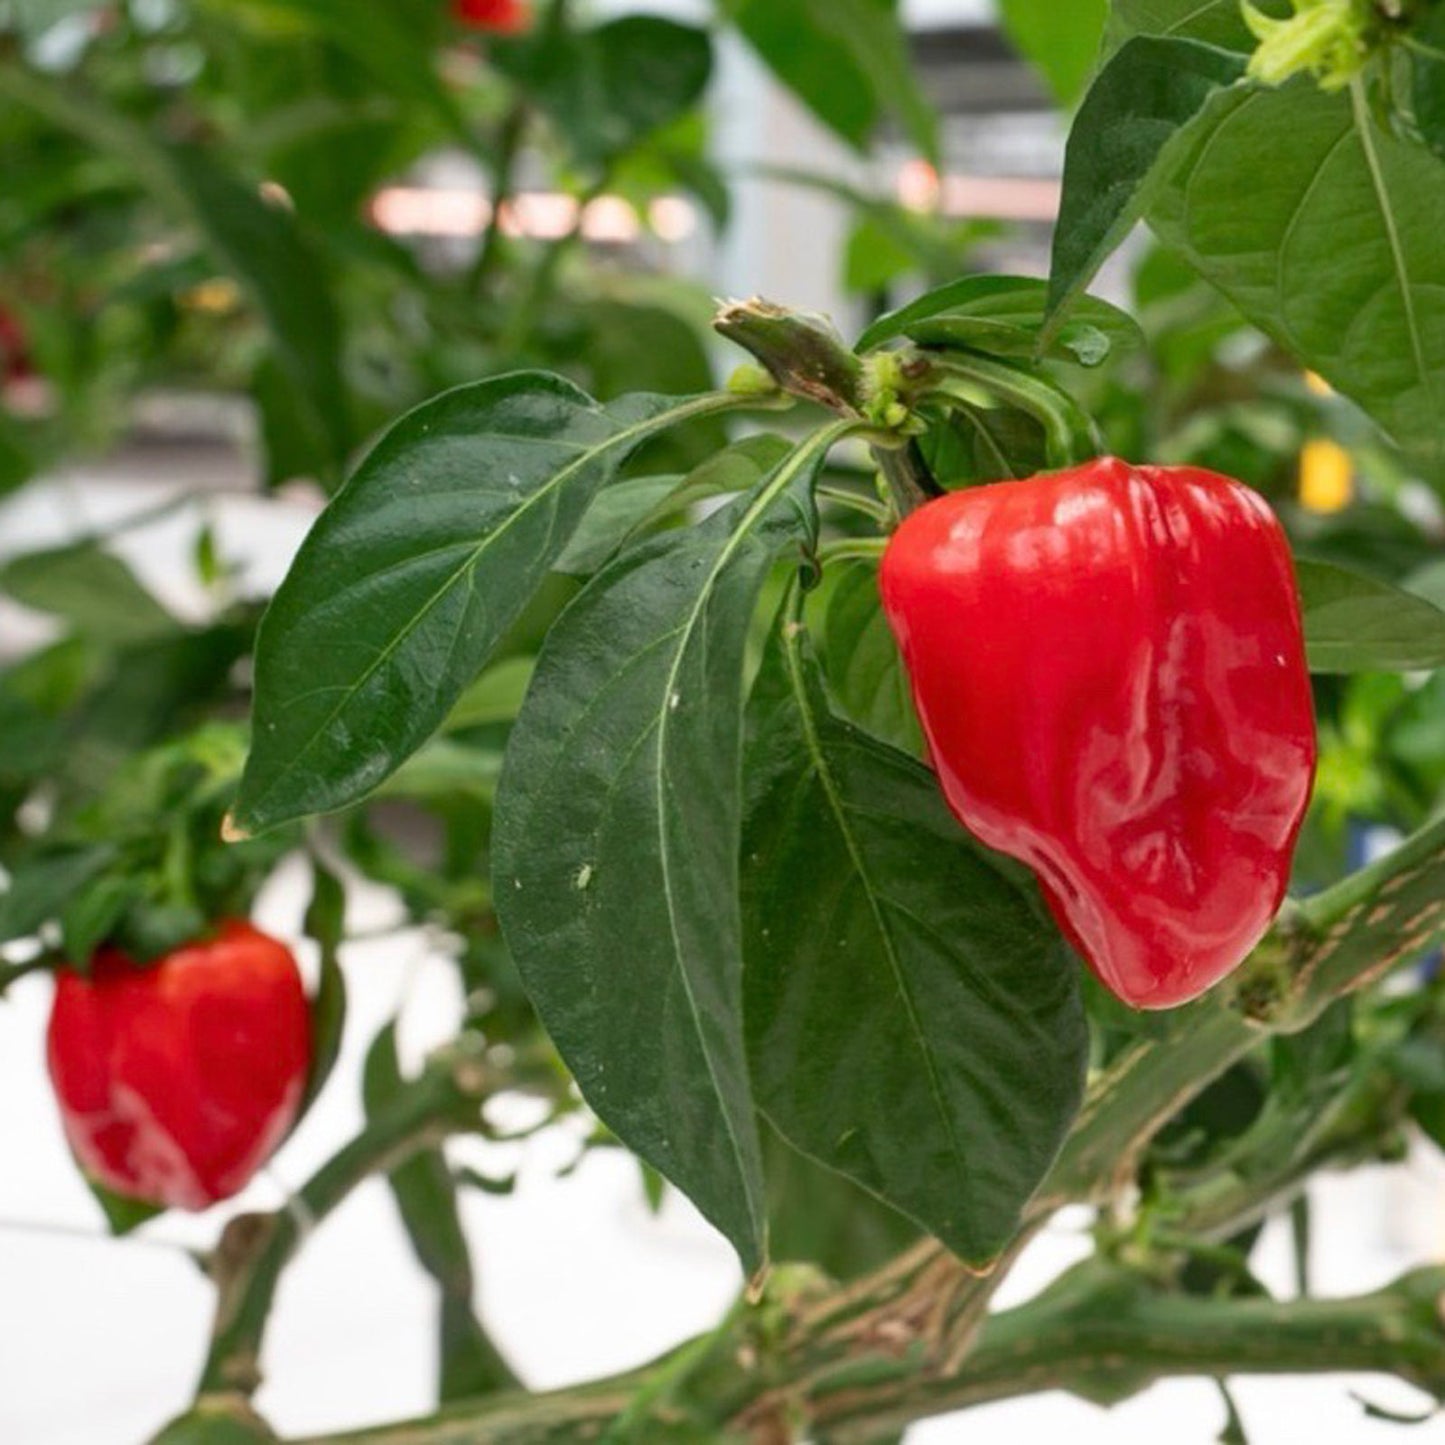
[196,1045,494,1397]
[469,100,529,298]
[282,1261,1445,1443]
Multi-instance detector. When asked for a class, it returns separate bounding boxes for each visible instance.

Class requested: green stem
[469,101,529,298]
[872,438,940,517]
[817,538,887,565]
[497,175,607,356]
[283,1263,1445,1444]
[196,1050,490,1397]
[928,354,1102,469]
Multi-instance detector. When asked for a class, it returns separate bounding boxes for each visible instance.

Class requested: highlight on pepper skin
[880,456,1318,1010]
[46,920,313,1211]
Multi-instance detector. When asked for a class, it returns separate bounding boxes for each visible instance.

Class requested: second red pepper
[880,456,1317,1009]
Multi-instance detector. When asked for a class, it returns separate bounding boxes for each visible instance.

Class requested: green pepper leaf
[719,0,937,161]
[856,274,1144,364]
[493,425,847,1271]
[1044,37,1247,337]
[1103,0,1273,56]
[741,617,1088,1265]
[0,542,179,646]
[1146,75,1445,482]
[1297,558,1445,673]
[234,376,750,835]
[493,17,712,165]
[0,846,117,946]
[820,561,923,755]
[298,857,347,1116]
[87,1179,165,1237]
[997,0,1108,107]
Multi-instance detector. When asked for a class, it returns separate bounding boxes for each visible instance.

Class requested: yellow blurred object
[181,279,242,314]
[1304,371,1333,397]
[1300,438,1353,513]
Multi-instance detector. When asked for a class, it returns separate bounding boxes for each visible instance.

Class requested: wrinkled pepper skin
[880,457,1316,1009]
[47,921,312,1210]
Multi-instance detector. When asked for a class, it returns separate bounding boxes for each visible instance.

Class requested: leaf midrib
[645,424,849,1253]
[776,620,974,1223]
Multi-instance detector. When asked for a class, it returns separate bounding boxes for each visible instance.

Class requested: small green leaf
[554,476,686,577]
[443,658,537,732]
[494,425,849,1270]
[88,1179,166,1237]
[0,542,179,645]
[494,17,712,164]
[555,434,794,578]
[1103,0,1277,56]
[299,858,347,1115]
[721,0,937,160]
[1298,558,1445,673]
[235,376,747,835]
[998,0,1108,106]
[741,619,1087,1264]
[0,846,117,945]
[60,874,142,965]
[1045,37,1247,334]
[857,274,1143,363]
[821,561,922,755]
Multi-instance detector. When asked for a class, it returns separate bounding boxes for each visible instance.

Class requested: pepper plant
[10,2,1445,1443]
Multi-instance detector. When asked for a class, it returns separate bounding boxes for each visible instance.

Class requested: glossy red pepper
[452,0,530,33]
[47,921,312,1210]
[880,457,1316,1009]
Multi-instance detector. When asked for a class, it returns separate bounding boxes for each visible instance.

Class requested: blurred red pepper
[880,457,1316,1010]
[0,306,33,384]
[453,0,530,33]
[47,921,312,1210]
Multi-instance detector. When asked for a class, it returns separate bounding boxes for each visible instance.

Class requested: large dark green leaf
[720,0,936,161]
[493,425,847,1270]
[363,1025,515,1402]
[741,620,1088,1264]
[1045,37,1247,332]
[998,0,1108,106]
[857,274,1143,365]
[1147,80,1445,482]
[234,375,746,835]
[1298,558,1445,673]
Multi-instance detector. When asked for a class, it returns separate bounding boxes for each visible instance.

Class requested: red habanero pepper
[453,0,530,34]
[880,457,1316,1010]
[47,921,312,1210]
